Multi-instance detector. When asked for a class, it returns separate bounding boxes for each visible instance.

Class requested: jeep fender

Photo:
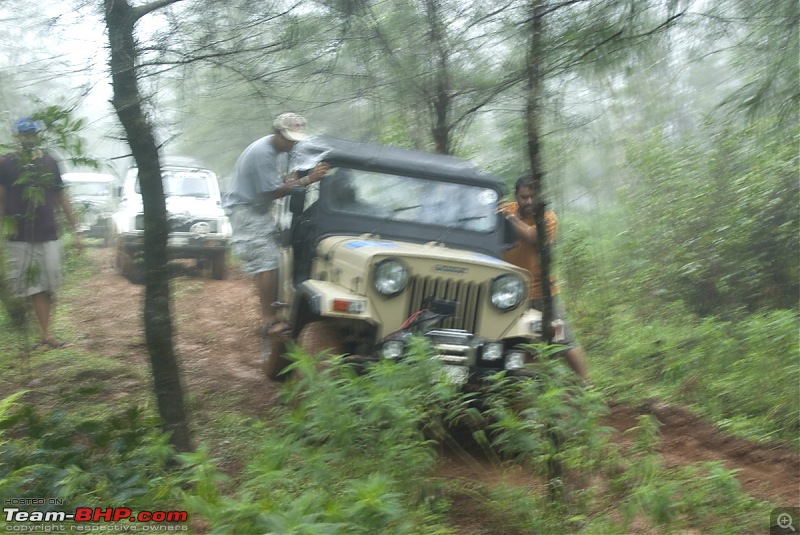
[501,307,565,344]
[295,279,378,325]
[502,307,544,340]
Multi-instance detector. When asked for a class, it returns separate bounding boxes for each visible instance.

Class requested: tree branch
[131,0,187,22]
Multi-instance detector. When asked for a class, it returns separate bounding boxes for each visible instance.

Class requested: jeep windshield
[134,170,211,198]
[290,136,511,257]
[323,168,498,233]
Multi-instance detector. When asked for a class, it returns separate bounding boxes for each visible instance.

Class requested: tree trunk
[525,0,554,345]
[104,0,191,452]
[425,0,452,155]
[526,1,563,505]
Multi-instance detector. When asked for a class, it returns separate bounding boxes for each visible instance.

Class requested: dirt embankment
[67,248,799,508]
[607,402,799,507]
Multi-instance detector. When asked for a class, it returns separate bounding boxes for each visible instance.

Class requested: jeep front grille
[407,276,483,332]
[168,218,216,233]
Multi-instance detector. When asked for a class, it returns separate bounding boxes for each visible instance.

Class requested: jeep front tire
[297,321,344,358]
[210,251,227,280]
[262,336,290,380]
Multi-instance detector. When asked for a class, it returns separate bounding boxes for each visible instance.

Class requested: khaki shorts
[228,205,280,275]
[6,240,64,297]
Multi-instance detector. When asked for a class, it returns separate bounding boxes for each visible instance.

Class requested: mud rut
[68,248,799,510]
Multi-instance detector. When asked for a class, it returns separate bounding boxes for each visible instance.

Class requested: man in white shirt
[224,112,329,341]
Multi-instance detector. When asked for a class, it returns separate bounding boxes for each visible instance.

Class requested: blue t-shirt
[224,134,288,210]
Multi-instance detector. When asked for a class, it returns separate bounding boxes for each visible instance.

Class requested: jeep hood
[318,236,528,281]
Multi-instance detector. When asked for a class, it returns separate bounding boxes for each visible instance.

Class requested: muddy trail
[66,248,799,509]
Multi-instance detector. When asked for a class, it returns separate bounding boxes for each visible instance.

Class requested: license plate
[441,364,468,385]
[168,236,188,246]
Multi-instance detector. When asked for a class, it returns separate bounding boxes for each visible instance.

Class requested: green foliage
[0,105,96,168]
[577,298,799,445]
[712,0,799,124]
[606,416,767,534]
[186,343,725,534]
[29,105,98,170]
[0,338,779,534]
[553,118,799,447]
[619,119,799,315]
[0,396,180,508]
[184,342,462,534]
[477,353,610,472]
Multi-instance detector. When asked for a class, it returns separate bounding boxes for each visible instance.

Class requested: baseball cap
[15,116,41,134]
[273,112,309,142]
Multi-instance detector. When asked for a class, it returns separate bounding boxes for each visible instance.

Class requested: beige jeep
[264,137,560,387]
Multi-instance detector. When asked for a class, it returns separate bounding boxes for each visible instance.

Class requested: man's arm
[265,162,330,202]
[503,208,557,246]
[506,212,539,244]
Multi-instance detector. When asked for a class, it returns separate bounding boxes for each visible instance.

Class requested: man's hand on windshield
[306,162,330,185]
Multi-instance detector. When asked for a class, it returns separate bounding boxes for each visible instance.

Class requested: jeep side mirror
[289,187,306,215]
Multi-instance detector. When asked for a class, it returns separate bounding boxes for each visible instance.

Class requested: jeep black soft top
[290,136,513,259]
[293,136,501,189]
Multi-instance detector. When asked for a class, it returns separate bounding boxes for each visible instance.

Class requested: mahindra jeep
[112,158,232,281]
[265,137,561,387]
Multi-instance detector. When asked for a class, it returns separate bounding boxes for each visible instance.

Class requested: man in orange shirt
[499,175,589,382]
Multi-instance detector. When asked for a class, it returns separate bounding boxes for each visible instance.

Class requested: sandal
[259,319,292,339]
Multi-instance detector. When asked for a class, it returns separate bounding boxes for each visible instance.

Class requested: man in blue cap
[0,116,82,349]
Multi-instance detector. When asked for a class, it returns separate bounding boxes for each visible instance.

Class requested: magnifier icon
[778,512,796,532]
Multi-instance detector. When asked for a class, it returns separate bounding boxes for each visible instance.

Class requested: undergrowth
[0,340,772,533]
[0,393,180,511]
[174,342,768,534]
[559,209,799,448]
[0,247,780,533]
[579,297,800,447]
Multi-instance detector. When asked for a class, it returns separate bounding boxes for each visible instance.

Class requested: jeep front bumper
[117,233,229,257]
[371,328,543,386]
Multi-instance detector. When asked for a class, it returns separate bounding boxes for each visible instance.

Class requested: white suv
[62,172,118,246]
[112,158,232,280]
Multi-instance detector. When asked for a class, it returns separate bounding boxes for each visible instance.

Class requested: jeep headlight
[373,258,409,297]
[190,221,212,237]
[482,342,504,361]
[219,217,232,237]
[490,274,526,311]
